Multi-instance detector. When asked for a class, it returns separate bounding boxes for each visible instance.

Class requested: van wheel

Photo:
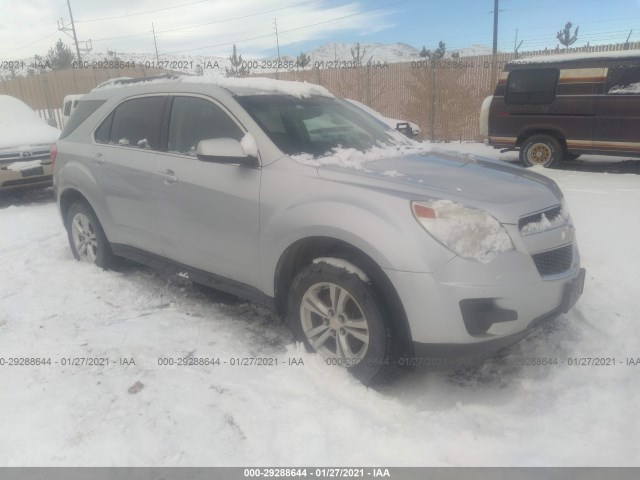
[520,135,562,168]
[287,261,392,384]
[564,152,581,161]
[66,201,116,270]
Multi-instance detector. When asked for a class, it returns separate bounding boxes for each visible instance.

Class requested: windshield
[237,95,409,156]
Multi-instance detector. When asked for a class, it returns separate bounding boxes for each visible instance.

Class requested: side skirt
[111,243,275,309]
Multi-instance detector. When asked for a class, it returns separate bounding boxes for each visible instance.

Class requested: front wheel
[66,201,116,269]
[520,135,562,168]
[287,261,391,383]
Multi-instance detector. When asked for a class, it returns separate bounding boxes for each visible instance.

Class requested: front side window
[607,64,640,94]
[505,68,559,105]
[167,96,244,156]
[95,96,166,149]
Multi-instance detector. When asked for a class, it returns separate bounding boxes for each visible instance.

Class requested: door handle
[157,169,178,184]
[92,153,105,165]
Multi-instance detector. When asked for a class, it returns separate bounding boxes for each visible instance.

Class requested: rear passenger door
[154,95,261,287]
[595,60,640,155]
[92,95,166,254]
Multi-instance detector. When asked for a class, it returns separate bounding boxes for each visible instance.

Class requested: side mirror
[196,138,259,167]
[395,122,414,138]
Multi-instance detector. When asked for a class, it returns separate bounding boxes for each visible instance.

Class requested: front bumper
[384,242,584,358]
[408,268,585,370]
[0,164,53,191]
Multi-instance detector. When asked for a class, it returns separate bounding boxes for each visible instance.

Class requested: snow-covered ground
[1,145,639,466]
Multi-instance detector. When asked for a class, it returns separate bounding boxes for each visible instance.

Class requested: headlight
[411,200,514,263]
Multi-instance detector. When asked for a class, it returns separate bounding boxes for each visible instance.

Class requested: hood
[0,123,61,151]
[315,149,563,224]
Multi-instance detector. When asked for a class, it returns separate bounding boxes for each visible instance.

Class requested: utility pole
[514,28,523,58]
[492,0,499,56]
[67,0,82,62]
[58,0,91,62]
[274,18,281,61]
[152,23,160,64]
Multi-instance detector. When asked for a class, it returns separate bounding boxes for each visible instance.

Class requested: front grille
[518,205,562,232]
[532,244,573,276]
[0,150,51,166]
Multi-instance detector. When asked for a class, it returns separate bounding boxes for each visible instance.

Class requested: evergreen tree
[296,51,311,69]
[225,44,250,77]
[46,39,75,70]
[419,41,446,63]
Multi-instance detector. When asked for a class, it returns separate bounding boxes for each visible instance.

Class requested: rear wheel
[287,261,392,383]
[66,201,116,269]
[520,135,562,168]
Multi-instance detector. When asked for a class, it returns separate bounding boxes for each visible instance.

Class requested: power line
[0,31,58,55]
[75,0,214,23]
[161,0,407,54]
[89,0,324,43]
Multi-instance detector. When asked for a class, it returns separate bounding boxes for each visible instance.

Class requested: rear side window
[606,65,640,94]
[505,68,559,105]
[167,96,243,156]
[95,96,166,150]
[60,100,105,139]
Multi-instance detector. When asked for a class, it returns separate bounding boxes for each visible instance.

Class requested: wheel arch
[516,128,568,150]
[59,187,92,223]
[273,236,414,358]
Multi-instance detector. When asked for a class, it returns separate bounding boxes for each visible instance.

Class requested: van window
[607,65,640,95]
[106,96,166,149]
[167,96,243,156]
[505,68,559,105]
[63,101,72,116]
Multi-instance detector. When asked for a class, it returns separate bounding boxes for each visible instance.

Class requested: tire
[287,261,393,384]
[520,135,562,168]
[564,152,581,161]
[65,201,116,270]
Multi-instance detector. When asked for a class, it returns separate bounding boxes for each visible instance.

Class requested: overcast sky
[1,0,640,59]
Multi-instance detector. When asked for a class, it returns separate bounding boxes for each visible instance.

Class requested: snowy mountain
[0,41,495,79]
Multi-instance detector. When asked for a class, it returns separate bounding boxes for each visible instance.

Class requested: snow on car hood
[0,123,60,151]
[309,146,562,224]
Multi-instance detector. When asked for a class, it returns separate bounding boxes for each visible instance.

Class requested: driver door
[154,95,261,287]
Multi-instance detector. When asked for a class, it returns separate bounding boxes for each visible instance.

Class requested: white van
[61,94,84,128]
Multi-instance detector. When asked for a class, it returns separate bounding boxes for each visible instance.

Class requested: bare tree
[351,42,367,64]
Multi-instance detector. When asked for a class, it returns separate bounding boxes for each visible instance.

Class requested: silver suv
[53,76,585,383]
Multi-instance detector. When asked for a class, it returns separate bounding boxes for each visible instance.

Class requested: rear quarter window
[60,100,106,139]
[505,68,559,105]
[606,64,640,94]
